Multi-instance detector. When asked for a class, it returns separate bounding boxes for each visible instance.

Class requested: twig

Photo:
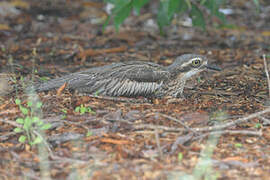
[154,127,163,158]
[258,115,270,125]
[193,129,262,141]
[133,124,184,132]
[134,107,270,133]
[0,131,19,141]
[32,130,54,157]
[194,107,270,132]
[159,113,197,134]
[263,54,270,98]
[0,118,22,128]
[170,134,194,154]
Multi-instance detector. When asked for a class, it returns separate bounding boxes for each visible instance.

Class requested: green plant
[61,108,68,119]
[234,143,243,148]
[75,104,96,115]
[254,123,262,129]
[86,131,93,137]
[14,99,51,145]
[103,0,149,31]
[104,0,260,34]
[178,152,183,161]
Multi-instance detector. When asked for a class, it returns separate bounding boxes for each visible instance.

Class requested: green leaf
[14,127,22,133]
[102,16,111,33]
[178,0,189,15]
[36,102,43,109]
[41,123,52,130]
[168,0,181,18]
[19,135,26,143]
[178,152,183,161]
[27,101,33,107]
[15,99,21,105]
[133,0,149,14]
[20,106,29,115]
[61,109,67,114]
[252,0,260,12]
[184,0,192,9]
[40,77,50,81]
[80,107,86,114]
[32,136,42,144]
[190,4,205,30]
[254,123,262,129]
[23,116,31,129]
[113,1,133,31]
[234,143,243,148]
[86,131,93,137]
[75,106,80,113]
[157,0,170,33]
[37,121,44,126]
[203,0,226,24]
[16,118,24,124]
[32,116,39,123]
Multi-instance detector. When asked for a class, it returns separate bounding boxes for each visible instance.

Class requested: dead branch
[134,107,270,133]
[263,54,270,98]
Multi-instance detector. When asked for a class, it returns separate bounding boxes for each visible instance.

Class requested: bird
[34,54,220,98]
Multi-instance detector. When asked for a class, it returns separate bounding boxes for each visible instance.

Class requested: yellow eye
[192,59,201,67]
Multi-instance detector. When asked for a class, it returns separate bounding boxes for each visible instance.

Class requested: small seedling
[86,131,93,137]
[234,143,243,148]
[178,152,183,161]
[197,77,201,83]
[254,123,262,129]
[14,99,51,146]
[75,104,95,115]
[61,108,68,119]
[40,76,50,81]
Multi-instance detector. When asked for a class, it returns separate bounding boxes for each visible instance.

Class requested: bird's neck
[167,63,190,78]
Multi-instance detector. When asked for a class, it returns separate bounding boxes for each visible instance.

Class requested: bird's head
[167,54,220,79]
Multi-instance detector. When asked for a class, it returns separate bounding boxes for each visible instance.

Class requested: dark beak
[206,64,221,71]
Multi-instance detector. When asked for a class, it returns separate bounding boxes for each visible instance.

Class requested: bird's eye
[192,59,201,67]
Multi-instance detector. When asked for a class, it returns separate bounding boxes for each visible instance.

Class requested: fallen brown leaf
[57,83,67,96]
[100,138,131,145]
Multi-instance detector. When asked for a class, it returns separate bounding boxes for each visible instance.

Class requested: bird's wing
[87,61,170,82]
[35,61,170,97]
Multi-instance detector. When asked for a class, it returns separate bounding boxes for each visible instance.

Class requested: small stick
[134,107,270,132]
[263,54,270,98]
[159,113,197,134]
[193,129,262,141]
[154,127,163,158]
[258,115,270,125]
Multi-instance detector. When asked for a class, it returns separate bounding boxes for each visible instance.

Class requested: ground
[0,0,270,179]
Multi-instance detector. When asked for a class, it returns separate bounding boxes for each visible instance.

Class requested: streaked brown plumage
[34,54,220,98]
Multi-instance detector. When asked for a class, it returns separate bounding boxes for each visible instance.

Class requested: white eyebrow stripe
[181,57,202,67]
[190,57,202,61]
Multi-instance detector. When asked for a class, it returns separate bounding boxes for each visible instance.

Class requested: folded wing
[35,61,170,97]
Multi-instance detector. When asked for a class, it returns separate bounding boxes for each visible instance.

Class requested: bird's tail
[34,74,75,92]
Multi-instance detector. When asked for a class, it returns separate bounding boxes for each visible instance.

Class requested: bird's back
[35,61,170,97]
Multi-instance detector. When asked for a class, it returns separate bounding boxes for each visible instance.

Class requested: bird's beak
[206,64,221,71]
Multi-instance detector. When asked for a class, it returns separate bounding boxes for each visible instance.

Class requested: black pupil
[194,60,199,64]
